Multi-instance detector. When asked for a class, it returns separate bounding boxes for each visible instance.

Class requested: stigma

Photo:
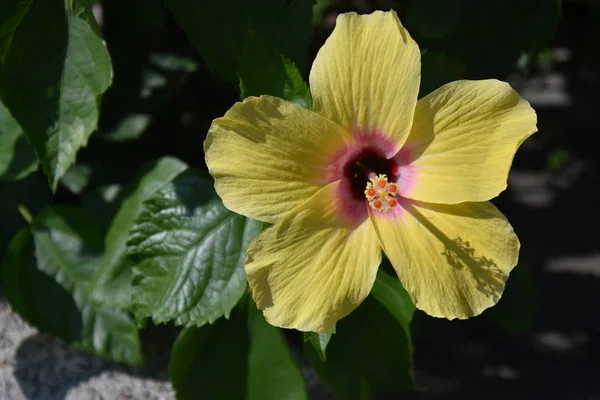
[364,174,399,212]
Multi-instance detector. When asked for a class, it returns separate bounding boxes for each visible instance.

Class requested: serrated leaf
[1,207,143,365]
[303,325,336,362]
[239,34,312,108]
[0,0,112,190]
[127,170,261,327]
[0,100,37,181]
[248,302,307,400]
[89,157,188,309]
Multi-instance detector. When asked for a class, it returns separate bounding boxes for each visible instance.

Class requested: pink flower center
[343,147,400,202]
[326,134,403,222]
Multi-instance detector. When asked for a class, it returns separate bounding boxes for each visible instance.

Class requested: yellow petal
[205,95,352,223]
[246,181,382,332]
[309,10,421,154]
[370,200,519,319]
[398,80,537,203]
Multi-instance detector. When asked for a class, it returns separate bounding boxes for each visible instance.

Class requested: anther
[365,174,400,212]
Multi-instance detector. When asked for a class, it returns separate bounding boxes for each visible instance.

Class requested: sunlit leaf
[0,0,112,190]
[89,157,188,310]
[128,170,261,327]
[1,207,143,365]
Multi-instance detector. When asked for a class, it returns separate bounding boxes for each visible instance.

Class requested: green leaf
[370,267,416,334]
[127,170,261,327]
[247,302,307,400]
[89,157,188,309]
[247,0,316,74]
[0,0,112,190]
[1,207,143,365]
[239,34,312,108]
[166,0,315,85]
[0,100,37,181]
[166,0,250,85]
[170,304,307,400]
[307,290,414,398]
[303,325,336,362]
[170,311,250,400]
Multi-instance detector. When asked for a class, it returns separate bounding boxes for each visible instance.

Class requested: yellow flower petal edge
[310,10,421,156]
[397,79,537,204]
[369,200,519,319]
[246,181,382,333]
[204,95,352,223]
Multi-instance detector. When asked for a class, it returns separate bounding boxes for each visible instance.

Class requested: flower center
[342,147,400,212]
[365,174,398,212]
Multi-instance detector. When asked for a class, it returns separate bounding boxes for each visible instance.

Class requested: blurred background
[1,0,599,398]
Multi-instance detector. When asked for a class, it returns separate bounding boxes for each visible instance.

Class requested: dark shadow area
[405,1,600,398]
[9,324,178,400]
[13,334,106,400]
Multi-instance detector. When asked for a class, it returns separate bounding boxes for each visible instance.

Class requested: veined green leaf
[1,207,143,365]
[1,157,187,364]
[0,0,112,190]
[128,170,261,327]
[90,157,188,309]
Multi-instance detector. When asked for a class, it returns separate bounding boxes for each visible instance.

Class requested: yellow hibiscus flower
[204,10,537,333]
